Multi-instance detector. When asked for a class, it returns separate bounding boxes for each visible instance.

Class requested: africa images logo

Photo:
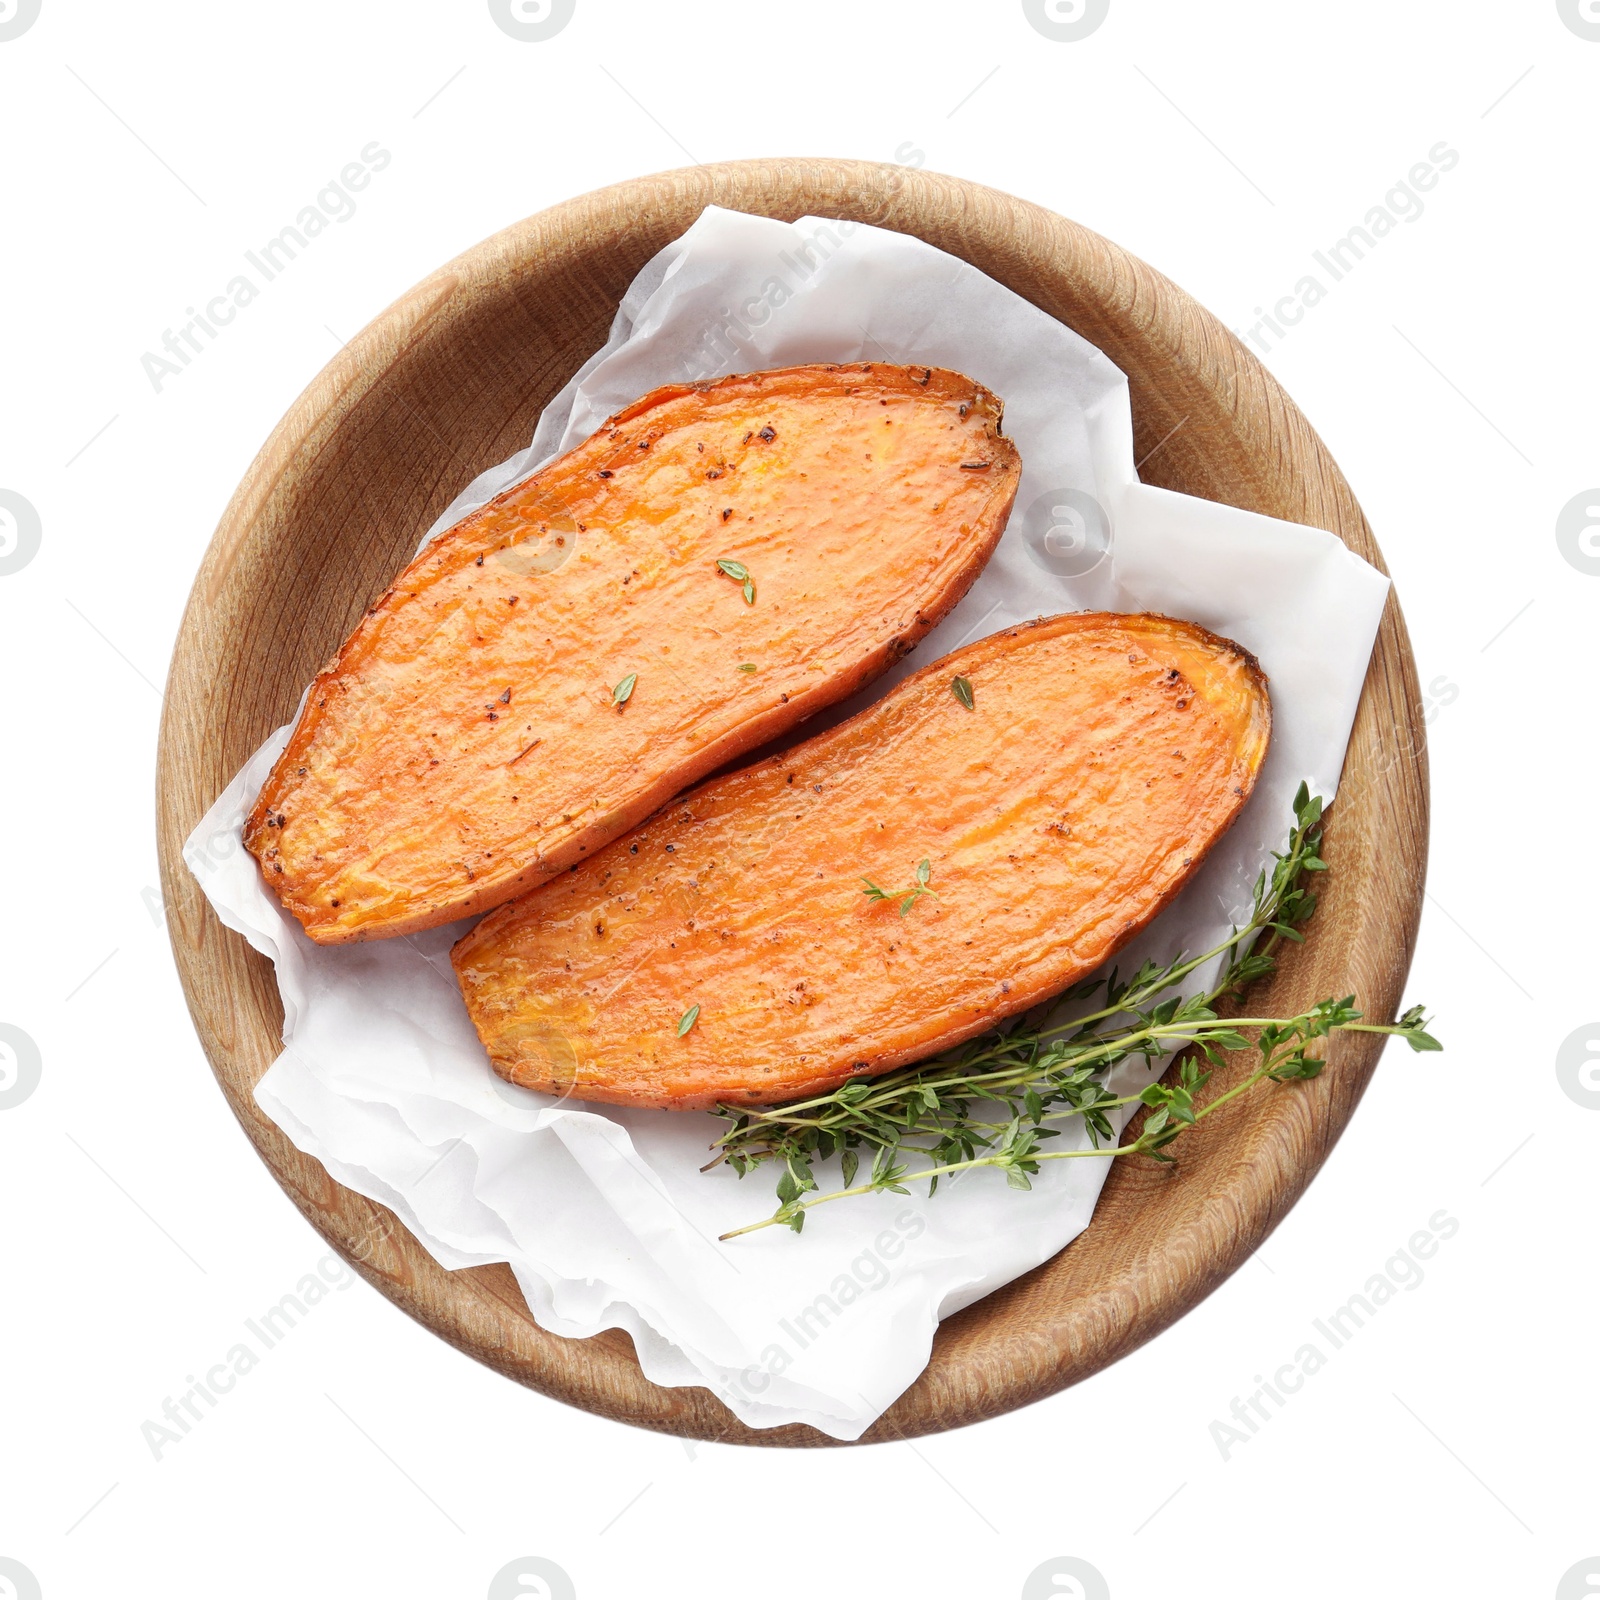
[1556,1023,1600,1109]
[0,1024,42,1110]
[0,490,41,576]
[1556,490,1600,576]
[1022,0,1109,43]
[1557,0,1600,42]
[487,1557,576,1599]
[488,0,575,42]
[0,0,41,43]
[1020,488,1112,578]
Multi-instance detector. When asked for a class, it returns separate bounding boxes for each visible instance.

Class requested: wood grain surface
[154,159,1429,1447]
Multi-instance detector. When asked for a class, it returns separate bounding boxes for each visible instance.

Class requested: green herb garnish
[738,663,757,673]
[861,858,935,918]
[952,675,975,711]
[717,558,756,605]
[611,673,637,706]
[677,1004,700,1037]
[713,786,1439,1236]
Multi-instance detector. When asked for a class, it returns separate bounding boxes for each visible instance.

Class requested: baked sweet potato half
[245,363,1020,943]
[453,613,1271,1111]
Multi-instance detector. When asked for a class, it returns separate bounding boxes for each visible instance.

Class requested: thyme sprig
[710,786,1439,1238]
[861,858,935,917]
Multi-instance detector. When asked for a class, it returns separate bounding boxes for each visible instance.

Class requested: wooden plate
[155,159,1428,1447]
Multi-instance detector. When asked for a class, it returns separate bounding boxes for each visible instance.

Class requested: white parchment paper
[186,207,1389,1440]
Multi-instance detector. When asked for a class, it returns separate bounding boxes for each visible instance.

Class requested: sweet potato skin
[245,364,1020,943]
[452,613,1272,1111]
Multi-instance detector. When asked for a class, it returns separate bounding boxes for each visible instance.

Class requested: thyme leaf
[677,1004,700,1037]
[952,675,975,711]
[611,673,637,706]
[861,858,936,917]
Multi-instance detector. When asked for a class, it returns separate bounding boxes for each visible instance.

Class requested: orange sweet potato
[245,363,1020,943]
[452,613,1271,1111]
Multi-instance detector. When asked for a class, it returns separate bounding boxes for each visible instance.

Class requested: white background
[1,2,1594,1596]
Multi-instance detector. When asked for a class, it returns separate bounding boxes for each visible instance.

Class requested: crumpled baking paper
[186,206,1389,1440]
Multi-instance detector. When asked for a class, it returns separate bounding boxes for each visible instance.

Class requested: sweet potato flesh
[245,364,1019,942]
[452,614,1271,1110]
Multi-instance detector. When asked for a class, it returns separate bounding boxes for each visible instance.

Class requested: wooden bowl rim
[155,158,1427,1447]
